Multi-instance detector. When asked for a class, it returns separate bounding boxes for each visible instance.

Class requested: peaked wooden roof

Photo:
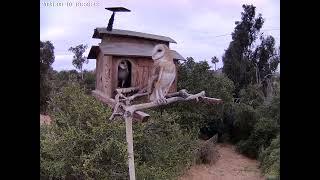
[93,28,177,43]
[88,43,185,61]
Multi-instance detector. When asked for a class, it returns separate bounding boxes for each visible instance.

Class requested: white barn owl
[148,44,176,104]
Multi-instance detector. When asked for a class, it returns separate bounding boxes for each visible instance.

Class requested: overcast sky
[40,0,280,71]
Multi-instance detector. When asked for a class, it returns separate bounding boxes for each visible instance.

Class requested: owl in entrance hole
[118,60,130,88]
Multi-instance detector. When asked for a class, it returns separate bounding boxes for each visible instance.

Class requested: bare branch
[199,97,223,104]
[123,91,213,117]
[127,92,149,102]
[92,90,150,122]
[116,87,139,94]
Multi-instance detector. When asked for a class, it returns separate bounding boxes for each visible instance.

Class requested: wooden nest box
[88,28,185,107]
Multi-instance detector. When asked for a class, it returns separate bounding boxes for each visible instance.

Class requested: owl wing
[148,64,161,97]
[148,66,160,93]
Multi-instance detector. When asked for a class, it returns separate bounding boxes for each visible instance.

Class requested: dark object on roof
[105,7,131,12]
[105,7,131,31]
[88,45,185,61]
[93,28,177,43]
[107,12,115,31]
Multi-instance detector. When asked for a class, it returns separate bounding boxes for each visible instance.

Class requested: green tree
[40,40,55,113]
[239,84,265,108]
[252,36,280,82]
[231,103,258,143]
[222,4,264,95]
[211,56,219,71]
[177,57,234,101]
[251,35,280,97]
[165,57,234,139]
[68,44,88,80]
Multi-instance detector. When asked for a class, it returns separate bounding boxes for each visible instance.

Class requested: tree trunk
[255,64,259,84]
[81,68,84,80]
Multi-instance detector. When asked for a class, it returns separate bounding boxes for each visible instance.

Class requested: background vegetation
[40,4,280,179]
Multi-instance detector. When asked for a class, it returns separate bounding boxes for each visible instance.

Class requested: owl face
[152,44,167,60]
[119,60,128,69]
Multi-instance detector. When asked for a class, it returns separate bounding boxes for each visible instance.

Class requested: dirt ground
[180,143,265,180]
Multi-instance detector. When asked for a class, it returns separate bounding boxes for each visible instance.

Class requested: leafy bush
[81,70,96,93]
[230,103,258,143]
[194,135,219,165]
[258,92,280,125]
[41,84,197,180]
[236,117,279,158]
[134,111,197,179]
[239,84,265,108]
[235,92,279,158]
[259,134,280,178]
[49,70,80,95]
[177,58,234,103]
[163,58,234,140]
[41,84,127,180]
[40,76,52,113]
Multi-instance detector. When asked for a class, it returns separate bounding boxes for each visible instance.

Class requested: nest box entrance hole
[118,59,132,88]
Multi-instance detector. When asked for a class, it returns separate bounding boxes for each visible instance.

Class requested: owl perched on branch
[148,44,176,105]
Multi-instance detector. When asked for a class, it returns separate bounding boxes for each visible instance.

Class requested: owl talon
[156,99,161,105]
[163,98,167,104]
[156,98,167,105]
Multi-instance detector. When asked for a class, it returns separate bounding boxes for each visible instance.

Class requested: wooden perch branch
[199,97,223,105]
[165,89,188,98]
[116,87,139,94]
[93,89,222,122]
[123,90,221,117]
[92,90,150,122]
[124,96,182,117]
[127,92,149,102]
[166,89,223,104]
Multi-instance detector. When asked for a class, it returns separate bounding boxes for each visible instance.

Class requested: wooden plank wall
[95,52,103,92]
[134,58,152,90]
[103,56,113,97]
[111,57,177,96]
[95,52,113,98]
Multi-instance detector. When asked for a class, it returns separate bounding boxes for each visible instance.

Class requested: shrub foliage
[40,84,197,180]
